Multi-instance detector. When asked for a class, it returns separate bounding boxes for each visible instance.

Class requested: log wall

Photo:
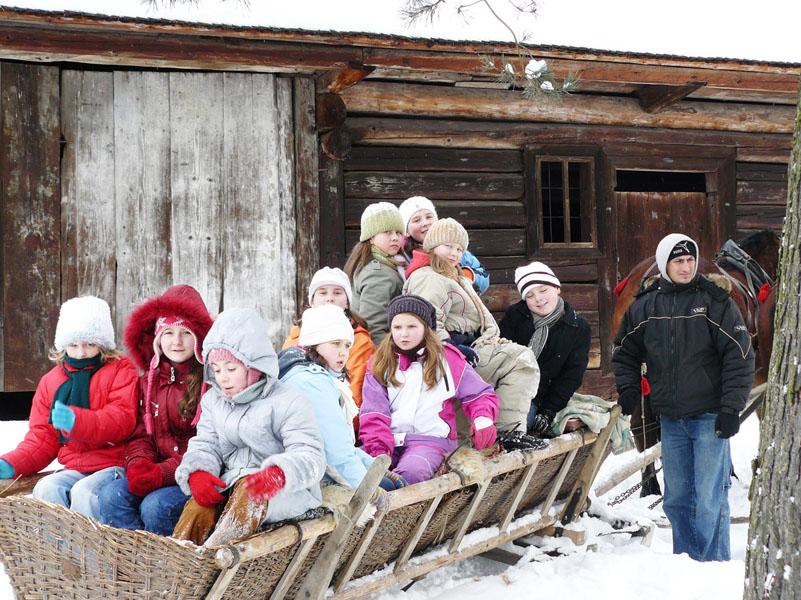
[1,62,316,392]
[736,162,789,237]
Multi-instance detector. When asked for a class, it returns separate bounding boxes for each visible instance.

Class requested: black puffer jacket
[612,274,755,419]
[499,300,591,413]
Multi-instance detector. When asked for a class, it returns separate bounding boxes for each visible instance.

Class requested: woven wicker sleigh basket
[0,408,618,600]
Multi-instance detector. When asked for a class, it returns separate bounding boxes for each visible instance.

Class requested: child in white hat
[398,195,490,295]
[0,296,139,518]
[278,305,374,491]
[344,202,406,345]
[283,266,376,411]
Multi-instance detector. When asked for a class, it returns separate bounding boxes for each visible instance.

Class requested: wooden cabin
[0,6,797,414]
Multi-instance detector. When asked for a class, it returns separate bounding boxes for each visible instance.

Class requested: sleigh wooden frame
[0,407,618,600]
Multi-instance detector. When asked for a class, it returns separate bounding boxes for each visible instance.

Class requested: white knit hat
[655,233,699,282]
[308,267,353,305]
[299,305,355,347]
[359,202,404,242]
[515,262,561,297]
[54,296,116,351]
[398,196,438,234]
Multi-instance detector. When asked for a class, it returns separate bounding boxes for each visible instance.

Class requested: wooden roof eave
[0,7,799,96]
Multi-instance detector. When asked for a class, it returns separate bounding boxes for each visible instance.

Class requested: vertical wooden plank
[61,70,117,319]
[276,77,297,340]
[0,62,61,390]
[113,71,172,339]
[319,153,345,268]
[293,77,320,315]
[169,72,224,313]
[221,72,283,339]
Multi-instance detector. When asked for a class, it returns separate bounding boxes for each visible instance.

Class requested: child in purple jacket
[359,295,499,487]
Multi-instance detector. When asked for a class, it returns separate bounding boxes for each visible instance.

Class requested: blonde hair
[371,324,445,389]
[48,347,124,365]
[344,241,375,281]
[429,254,461,282]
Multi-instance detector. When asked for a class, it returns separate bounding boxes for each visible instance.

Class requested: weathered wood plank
[344,147,523,173]
[736,180,788,205]
[348,117,793,153]
[736,205,787,230]
[295,77,320,313]
[736,162,789,182]
[0,62,60,390]
[169,72,224,314]
[61,70,117,315]
[276,77,298,336]
[345,199,524,229]
[319,153,346,272]
[113,71,172,338]
[636,82,706,113]
[344,172,523,200]
[221,73,288,342]
[342,82,795,134]
[480,256,599,284]
[344,228,526,256]
[483,283,598,313]
[577,369,615,398]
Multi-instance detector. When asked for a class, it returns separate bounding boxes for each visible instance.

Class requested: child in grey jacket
[173,308,325,546]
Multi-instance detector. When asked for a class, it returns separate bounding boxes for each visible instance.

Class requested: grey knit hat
[359,202,404,242]
[386,294,436,330]
[422,218,469,252]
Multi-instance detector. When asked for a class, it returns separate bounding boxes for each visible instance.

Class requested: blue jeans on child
[32,466,121,519]
[661,413,731,562]
[97,476,190,535]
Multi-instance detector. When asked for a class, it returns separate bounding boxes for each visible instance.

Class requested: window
[535,156,595,247]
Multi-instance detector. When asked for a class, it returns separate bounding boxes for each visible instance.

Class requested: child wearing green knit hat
[344,202,406,346]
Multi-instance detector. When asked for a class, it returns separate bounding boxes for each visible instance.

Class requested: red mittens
[127,461,163,498]
[244,465,286,502]
[188,470,226,507]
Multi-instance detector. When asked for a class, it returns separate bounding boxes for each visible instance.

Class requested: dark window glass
[540,159,593,245]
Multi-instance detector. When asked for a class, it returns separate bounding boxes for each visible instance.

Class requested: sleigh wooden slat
[0,412,618,600]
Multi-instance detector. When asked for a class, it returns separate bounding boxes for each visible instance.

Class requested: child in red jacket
[96,285,213,534]
[0,296,138,519]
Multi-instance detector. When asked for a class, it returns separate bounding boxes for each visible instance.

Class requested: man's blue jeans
[661,413,731,562]
[97,476,190,535]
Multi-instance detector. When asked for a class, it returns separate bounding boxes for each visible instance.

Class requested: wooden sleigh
[0,407,619,600]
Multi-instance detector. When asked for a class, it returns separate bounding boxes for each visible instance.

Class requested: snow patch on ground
[0,415,761,600]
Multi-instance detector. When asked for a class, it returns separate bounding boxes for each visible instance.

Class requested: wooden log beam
[320,126,353,160]
[316,93,348,132]
[318,62,376,94]
[637,82,707,113]
[342,82,796,134]
[348,117,793,155]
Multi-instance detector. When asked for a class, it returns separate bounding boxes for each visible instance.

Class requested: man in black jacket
[612,233,754,562]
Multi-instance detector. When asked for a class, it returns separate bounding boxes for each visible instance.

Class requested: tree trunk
[743,80,801,598]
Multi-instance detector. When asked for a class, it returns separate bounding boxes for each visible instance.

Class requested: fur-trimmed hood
[123,285,214,372]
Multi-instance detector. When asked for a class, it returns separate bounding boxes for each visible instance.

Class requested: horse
[611,229,780,497]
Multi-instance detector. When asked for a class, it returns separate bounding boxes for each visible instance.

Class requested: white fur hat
[299,305,354,347]
[54,296,116,351]
[308,267,353,305]
[399,196,438,234]
[515,262,561,297]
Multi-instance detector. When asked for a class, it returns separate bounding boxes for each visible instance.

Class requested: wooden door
[614,191,717,279]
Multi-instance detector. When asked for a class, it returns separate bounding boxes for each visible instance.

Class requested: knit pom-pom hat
[515,261,561,297]
[54,296,116,351]
[422,218,469,253]
[386,294,437,330]
[307,267,353,305]
[398,196,438,234]
[360,202,404,242]
[299,305,355,347]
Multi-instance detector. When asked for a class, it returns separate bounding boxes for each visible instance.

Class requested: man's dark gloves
[529,409,556,435]
[617,389,641,416]
[497,430,549,452]
[456,344,479,366]
[715,412,740,439]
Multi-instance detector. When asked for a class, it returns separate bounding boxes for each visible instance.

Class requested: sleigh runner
[0,408,618,600]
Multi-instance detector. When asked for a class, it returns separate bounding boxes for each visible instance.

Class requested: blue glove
[456,344,479,366]
[52,402,76,433]
[0,459,13,479]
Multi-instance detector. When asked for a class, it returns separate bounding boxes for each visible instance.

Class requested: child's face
[371,230,403,256]
[525,284,561,316]
[160,326,195,364]
[407,209,436,244]
[211,360,249,397]
[315,340,352,372]
[433,242,464,267]
[65,341,101,360]
[391,314,426,351]
[311,285,349,310]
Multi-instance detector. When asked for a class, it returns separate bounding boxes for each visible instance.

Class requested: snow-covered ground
[0,415,759,600]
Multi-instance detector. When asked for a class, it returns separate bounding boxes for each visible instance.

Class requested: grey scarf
[528,297,565,358]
